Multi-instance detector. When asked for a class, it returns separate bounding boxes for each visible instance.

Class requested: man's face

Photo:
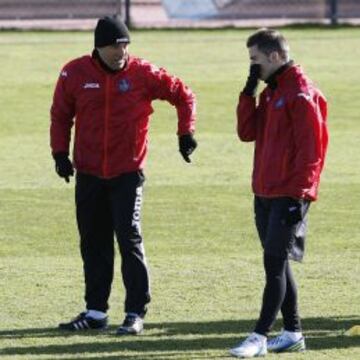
[97,43,129,70]
[248,45,279,81]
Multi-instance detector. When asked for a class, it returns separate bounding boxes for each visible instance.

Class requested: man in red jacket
[230,29,328,358]
[50,16,197,335]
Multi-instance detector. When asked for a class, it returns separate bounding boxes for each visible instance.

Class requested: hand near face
[242,64,261,96]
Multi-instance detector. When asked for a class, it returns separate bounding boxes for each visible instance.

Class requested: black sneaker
[116,313,144,335]
[59,312,108,331]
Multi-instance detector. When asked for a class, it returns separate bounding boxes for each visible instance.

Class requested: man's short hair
[247,28,289,60]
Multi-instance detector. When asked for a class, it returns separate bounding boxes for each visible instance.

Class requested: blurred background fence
[0,0,359,28]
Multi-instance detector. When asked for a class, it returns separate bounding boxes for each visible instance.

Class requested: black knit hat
[94,16,130,48]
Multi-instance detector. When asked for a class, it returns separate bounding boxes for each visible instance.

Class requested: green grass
[0,27,359,359]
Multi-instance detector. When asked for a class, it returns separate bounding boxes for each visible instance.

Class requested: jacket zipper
[258,119,268,194]
[258,92,273,194]
[133,123,138,161]
[103,76,111,177]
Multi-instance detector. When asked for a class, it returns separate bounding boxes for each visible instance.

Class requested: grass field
[0,27,359,359]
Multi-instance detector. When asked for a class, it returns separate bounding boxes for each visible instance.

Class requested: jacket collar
[265,60,294,90]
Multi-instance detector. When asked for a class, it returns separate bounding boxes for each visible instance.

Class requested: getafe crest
[274,96,285,109]
[118,78,131,93]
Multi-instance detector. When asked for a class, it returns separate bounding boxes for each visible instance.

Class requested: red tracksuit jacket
[237,65,328,201]
[50,54,196,178]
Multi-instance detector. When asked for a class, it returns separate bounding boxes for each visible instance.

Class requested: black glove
[179,134,197,163]
[281,198,303,226]
[242,64,261,97]
[53,152,74,183]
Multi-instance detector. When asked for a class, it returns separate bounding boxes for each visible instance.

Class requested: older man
[50,15,197,335]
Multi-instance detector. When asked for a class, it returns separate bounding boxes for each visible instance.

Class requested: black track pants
[253,196,308,335]
[254,254,301,335]
[75,171,150,315]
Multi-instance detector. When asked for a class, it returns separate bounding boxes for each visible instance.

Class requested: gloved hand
[179,134,197,163]
[53,152,74,183]
[282,198,303,226]
[242,64,261,97]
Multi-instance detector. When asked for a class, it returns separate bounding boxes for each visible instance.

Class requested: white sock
[283,330,303,341]
[86,309,107,320]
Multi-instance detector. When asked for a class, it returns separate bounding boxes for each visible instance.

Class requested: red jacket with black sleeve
[50,54,196,178]
[237,65,328,201]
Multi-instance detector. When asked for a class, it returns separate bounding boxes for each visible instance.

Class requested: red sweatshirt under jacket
[237,65,328,201]
[50,54,196,178]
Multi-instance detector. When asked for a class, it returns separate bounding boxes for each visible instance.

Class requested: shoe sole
[58,325,108,332]
[229,349,267,358]
[116,329,143,336]
[270,342,306,353]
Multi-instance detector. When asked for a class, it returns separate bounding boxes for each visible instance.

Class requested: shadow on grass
[0,316,358,359]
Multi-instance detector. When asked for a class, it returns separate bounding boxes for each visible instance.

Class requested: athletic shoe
[267,331,306,353]
[229,333,267,358]
[59,311,108,331]
[116,313,144,335]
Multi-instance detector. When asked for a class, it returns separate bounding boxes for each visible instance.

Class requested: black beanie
[94,16,130,48]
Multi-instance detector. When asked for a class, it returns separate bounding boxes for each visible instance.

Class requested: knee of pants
[264,253,288,277]
[119,234,144,255]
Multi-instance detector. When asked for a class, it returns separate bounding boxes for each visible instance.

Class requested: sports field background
[0,27,359,359]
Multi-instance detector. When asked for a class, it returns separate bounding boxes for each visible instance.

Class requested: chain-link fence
[163,0,359,24]
[0,0,359,28]
[0,0,123,20]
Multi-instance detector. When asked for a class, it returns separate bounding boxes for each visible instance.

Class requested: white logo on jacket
[297,92,312,101]
[83,83,100,89]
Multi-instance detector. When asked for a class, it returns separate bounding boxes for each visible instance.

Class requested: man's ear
[269,51,281,63]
